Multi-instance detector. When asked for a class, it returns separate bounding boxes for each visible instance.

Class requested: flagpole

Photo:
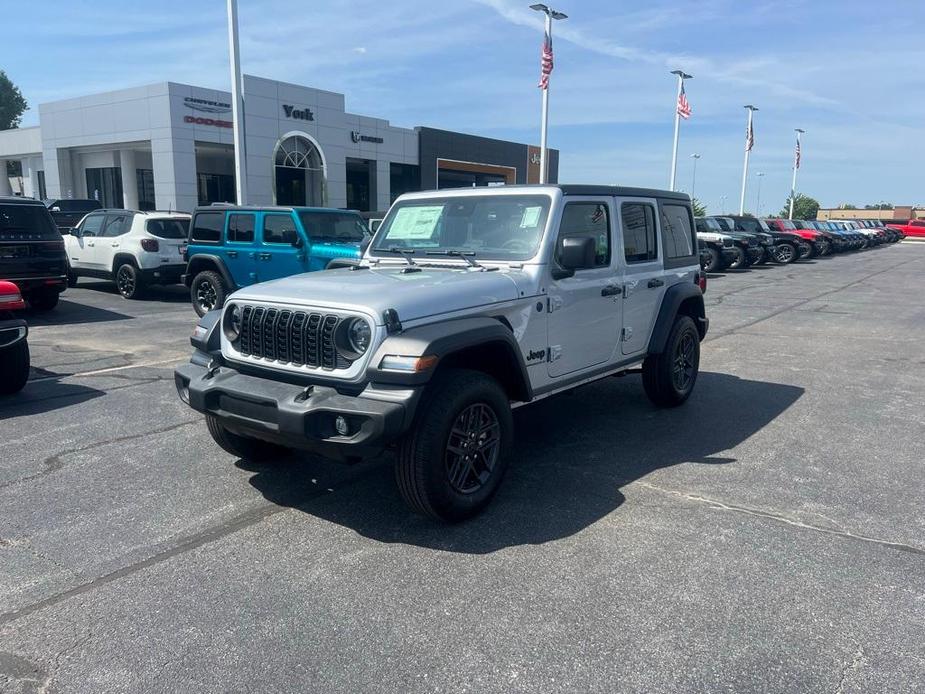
[669,70,691,191]
[227,0,247,205]
[788,128,805,220]
[739,105,757,215]
[530,4,567,185]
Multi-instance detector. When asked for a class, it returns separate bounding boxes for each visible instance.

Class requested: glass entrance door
[85,167,123,208]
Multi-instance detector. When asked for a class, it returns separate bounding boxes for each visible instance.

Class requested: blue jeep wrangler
[184,206,367,316]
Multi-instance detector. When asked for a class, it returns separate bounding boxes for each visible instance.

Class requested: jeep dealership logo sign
[350,131,384,144]
[282,104,314,121]
[183,96,231,114]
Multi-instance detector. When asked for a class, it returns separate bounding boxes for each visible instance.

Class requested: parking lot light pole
[530,4,567,184]
[669,70,692,191]
[739,105,757,215]
[788,128,804,220]
[690,153,700,200]
[227,0,247,205]
[755,172,765,216]
[720,194,727,214]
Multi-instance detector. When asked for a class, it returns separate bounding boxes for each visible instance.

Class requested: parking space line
[29,356,189,382]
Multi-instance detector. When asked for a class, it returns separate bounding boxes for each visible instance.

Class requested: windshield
[46,199,102,213]
[0,203,61,240]
[736,218,763,233]
[779,220,797,230]
[371,194,552,261]
[146,218,189,239]
[713,217,733,232]
[298,211,367,242]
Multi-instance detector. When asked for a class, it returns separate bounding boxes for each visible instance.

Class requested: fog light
[335,415,349,436]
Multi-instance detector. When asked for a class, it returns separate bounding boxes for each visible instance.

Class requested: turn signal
[379,355,439,372]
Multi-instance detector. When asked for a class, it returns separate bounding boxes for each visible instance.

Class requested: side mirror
[290,235,304,249]
[69,227,81,237]
[51,206,61,212]
[553,236,596,279]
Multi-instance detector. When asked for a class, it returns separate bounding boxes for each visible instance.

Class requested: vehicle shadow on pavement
[0,379,105,418]
[24,299,133,326]
[72,280,190,304]
[240,372,804,554]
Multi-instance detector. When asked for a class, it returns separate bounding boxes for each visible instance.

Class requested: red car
[763,219,831,257]
[886,219,925,238]
[0,280,30,394]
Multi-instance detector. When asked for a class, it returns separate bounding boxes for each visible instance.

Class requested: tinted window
[556,202,610,268]
[50,199,101,213]
[661,204,695,259]
[80,214,105,237]
[0,203,61,241]
[713,217,733,232]
[263,214,298,245]
[146,218,189,239]
[622,203,657,263]
[737,218,762,233]
[102,213,132,237]
[227,214,255,243]
[298,211,367,242]
[190,212,224,243]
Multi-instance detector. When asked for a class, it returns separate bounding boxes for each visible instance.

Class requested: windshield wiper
[382,246,421,273]
[425,249,484,269]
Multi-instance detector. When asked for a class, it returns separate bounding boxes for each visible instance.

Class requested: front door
[257,213,309,282]
[546,199,622,378]
[223,212,258,287]
[70,212,107,271]
[617,199,665,356]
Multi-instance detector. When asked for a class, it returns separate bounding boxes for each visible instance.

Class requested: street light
[530,3,567,184]
[690,153,701,201]
[668,70,693,191]
[755,172,765,215]
[720,194,727,214]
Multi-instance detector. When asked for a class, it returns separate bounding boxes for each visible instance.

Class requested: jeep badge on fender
[175,185,708,522]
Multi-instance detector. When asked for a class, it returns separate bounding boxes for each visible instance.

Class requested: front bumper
[746,247,764,262]
[139,263,185,285]
[174,360,420,460]
[10,277,67,294]
[721,248,739,263]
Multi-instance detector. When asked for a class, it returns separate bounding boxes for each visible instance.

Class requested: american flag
[677,83,691,119]
[746,119,755,152]
[795,137,801,169]
[538,27,553,90]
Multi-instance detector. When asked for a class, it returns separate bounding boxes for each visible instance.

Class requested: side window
[227,213,255,243]
[80,214,105,237]
[190,212,223,243]
[263,214,298,245]
[555,202,610,268]
[660,204,695,260]
[102,214,131,237]
[621,203,657,263]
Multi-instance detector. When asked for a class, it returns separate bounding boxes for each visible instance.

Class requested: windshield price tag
[520,206,542,228]
[386,206,443,240]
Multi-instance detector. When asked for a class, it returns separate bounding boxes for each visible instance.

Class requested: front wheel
[396,369,513,522]
[774,242,797,264]
[703,247,723,273]
[642,315,700,408]
[726,247,747,270]
[206,415,290,461]
[0,340,30,395]
[191,270,228,317]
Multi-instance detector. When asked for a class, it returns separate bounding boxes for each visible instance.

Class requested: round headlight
[347,318,372,355]
[224,304,242,341]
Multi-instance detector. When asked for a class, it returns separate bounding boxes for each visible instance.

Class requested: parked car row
[695,215,904,273]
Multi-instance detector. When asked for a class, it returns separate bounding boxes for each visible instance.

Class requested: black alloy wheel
[117,264,137,298]
[197,280,216,311]
[444,403,502,494]
[672,330,697,393]
[774,243,796,263]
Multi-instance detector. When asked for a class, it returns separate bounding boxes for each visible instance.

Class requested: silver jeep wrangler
[175,185,708,521]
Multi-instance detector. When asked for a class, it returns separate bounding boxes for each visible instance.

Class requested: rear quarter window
[660,203,696,267]
[190,212,224,243]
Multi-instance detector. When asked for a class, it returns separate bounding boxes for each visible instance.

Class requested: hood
[230,264,524,323]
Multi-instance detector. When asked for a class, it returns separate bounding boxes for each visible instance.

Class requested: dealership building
[0,75,558,213]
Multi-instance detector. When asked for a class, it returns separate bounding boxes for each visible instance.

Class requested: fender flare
[186,255,236,290]
[366,316,533,400]
[647,283,706,355]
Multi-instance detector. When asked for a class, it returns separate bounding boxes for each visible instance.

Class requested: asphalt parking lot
[2,243,924,693]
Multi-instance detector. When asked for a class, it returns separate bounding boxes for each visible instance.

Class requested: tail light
[141,238,159,252]
[696,270,707,294]
[0,280,26,311]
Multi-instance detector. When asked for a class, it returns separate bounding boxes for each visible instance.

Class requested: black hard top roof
[554,184,690,201]
[0,196,45,206]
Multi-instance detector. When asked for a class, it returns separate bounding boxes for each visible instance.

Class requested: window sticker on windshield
[520,206,542,228]
[386,206,443,239]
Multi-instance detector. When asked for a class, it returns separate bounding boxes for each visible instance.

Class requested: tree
[864,203,893,210]
[0,71,28,131]
[780,194,820,220]
[691,198,706,217]
[838,203,858,210]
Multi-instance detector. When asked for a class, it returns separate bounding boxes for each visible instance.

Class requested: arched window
[273,135,325,206]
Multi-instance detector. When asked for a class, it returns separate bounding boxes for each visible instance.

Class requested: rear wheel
[115,263,145,299]
[206,415,290,461]
[28,288,59,311]
[191,270,228,317]
[396,369,513,522]
[0,340,30,395]
[642,315,700,408]
[774,242,797,264]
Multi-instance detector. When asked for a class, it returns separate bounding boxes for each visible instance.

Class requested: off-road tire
[0,340,30,395]
[67,264,78,287]
[396,369,513,523]
[28,288,59,312]
[703,247,723,273]
[205,415,289,461]
[115,262,145,300]
[774,242,797,264]
[191,270,227,317]
[642,315,700,408]
[727,247,747,270]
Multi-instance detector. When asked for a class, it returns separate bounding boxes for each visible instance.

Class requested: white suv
[64,210,190,299]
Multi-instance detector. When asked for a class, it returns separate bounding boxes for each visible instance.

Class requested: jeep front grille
[238,305,347,370]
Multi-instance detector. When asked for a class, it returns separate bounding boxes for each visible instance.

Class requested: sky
[3,0,924,213]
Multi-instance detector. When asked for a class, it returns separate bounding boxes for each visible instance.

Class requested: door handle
[647,278,665,289]
[227,250,238,259]
[111,243,119,247]
[258,252,272,260]
[601,285,623,297]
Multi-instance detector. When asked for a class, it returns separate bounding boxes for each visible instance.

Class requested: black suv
[45,198,102,230]
[0,197,68,310]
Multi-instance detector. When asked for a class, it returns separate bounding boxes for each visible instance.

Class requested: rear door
[257,213,309,281]
[100,212,133,270]
[618,198,664,357]
[223,212,258,286]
